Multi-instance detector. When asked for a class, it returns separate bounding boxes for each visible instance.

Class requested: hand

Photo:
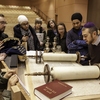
[0,53,7,61]
[3,69,16,79]
[7,74,19,90]
[0,41,4,50]
[40,41,43,46]
[22,36,28,42]
[72,40,77,44]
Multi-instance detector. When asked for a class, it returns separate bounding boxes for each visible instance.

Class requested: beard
[0,27,5,34]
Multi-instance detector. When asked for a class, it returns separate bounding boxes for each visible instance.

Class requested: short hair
[71,12,82,22]
[82,26,98,35]
[35,19,42,24]
[82,22,98,35]
[0,14,5,17]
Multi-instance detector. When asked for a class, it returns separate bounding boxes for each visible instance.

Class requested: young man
[0,69,18,100]
[13,15,40,51]
[66,12,88,65]
[82,22,100,65]
[0,14,26,61]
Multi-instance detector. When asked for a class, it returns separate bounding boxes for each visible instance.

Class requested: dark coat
[58,32,68,53]
[66,27,89,65]
[66,27,88,56]
[0,32,8,41]
[13,24,40,50]
[47,29,58,48]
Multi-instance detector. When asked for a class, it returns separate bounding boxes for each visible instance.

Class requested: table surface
[17,57,100,100]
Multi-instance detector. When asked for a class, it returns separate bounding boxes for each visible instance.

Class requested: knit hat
[17,15,28,24]
[83,22,95,28]
[71,12,82,22]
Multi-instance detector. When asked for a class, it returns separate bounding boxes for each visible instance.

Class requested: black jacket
[47,29,58,48]
[58,32,68,53]
[13,24,40,50]
[0,32,8,41]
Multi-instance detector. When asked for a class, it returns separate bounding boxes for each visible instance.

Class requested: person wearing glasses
[0,14,26,61]
[0,14,8,41]
[13,15,40,51]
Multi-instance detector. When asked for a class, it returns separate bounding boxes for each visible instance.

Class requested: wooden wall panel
[87,0,100,28]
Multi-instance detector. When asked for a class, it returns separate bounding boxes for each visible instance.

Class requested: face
[20,21,29,30]
[0,16,7,32]
[82,28,95,44]
[58,25,65,35]
[49,21,55,28]
[72,19,82,29]
[35,23,41,29]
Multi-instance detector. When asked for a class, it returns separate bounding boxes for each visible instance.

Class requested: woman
[13,15,40,51]
[57,23,68,53]
[47,20,58,49]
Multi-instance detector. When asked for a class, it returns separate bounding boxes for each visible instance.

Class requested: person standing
[33,18,46,50]
[57,23,68,53]
[82,22,100,65]
[47,20,58,49]
[13,15,40,51]
[66,12,88,65]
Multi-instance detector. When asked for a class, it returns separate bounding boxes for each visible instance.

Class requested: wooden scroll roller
[25,64,100,83]
[36,50,42,63]
[35,51,81,63]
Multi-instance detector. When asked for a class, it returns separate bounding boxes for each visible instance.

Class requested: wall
[31,0,55,20]
[0,0,88,30]
[87,0,100,28]
[55,0,88,30]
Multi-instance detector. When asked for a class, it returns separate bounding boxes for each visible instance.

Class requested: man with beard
[66,12,88,65]
[0,14,26,61]
[0,14,8,41]
[82,22,100,65]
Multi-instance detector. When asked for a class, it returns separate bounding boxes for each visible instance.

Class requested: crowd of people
[0,12,100,100]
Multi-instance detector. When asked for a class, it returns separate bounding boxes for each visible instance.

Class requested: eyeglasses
[21,22,29,26]
[0,21,7,24]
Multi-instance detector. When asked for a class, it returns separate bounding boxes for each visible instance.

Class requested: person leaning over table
[0,69,19,100]
[66,12,89,65]
[82,22,100,65]
[0,14,26,61]
[13,15,40,51]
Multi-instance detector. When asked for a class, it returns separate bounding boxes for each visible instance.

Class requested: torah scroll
[50,65,100,80]
[42,52,80,62]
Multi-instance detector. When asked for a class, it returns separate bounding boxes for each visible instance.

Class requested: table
[18,57,100,100]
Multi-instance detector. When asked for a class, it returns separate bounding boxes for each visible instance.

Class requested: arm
[74,40,88,47]
[66,31,79,50]
[0,69,16,91]
[66,32,87,50]
[13,26,23,40]
[2,74,19,100]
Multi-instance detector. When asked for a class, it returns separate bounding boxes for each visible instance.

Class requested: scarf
[20,28,35,50]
